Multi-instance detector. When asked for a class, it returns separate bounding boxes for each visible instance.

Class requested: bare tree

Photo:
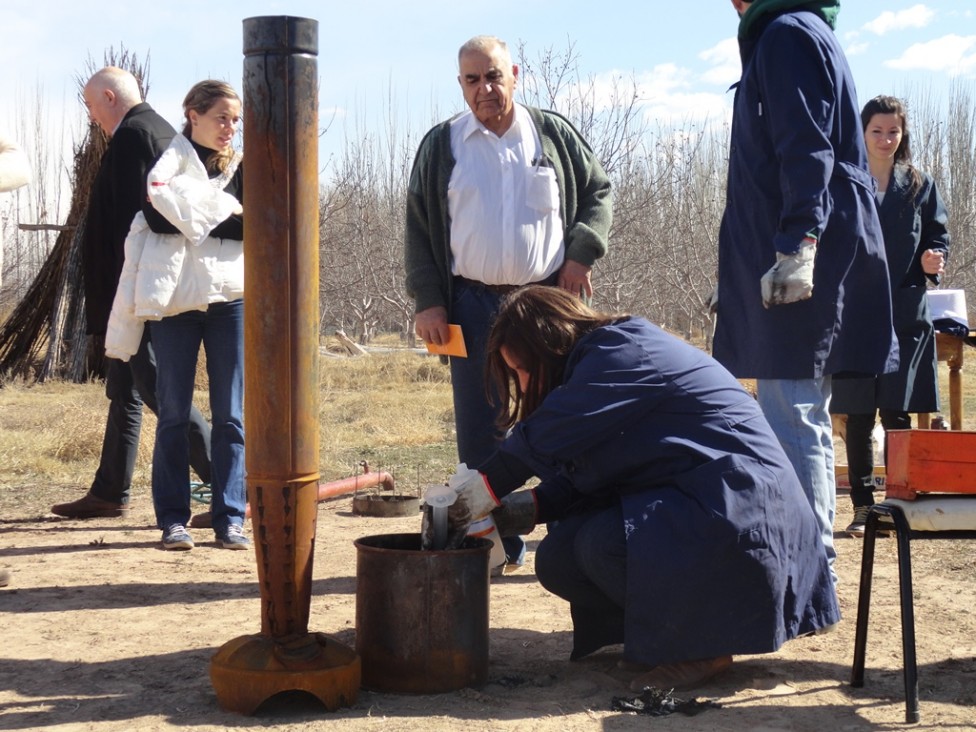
[320,49,976,348]
[1,86,72,313]
[319,96,418,345]
[0,48,149,381]
[909,81,976,311]
[515,40,726,340]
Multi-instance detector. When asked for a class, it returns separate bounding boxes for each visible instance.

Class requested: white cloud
[550,63,730,131]
[634,63,691,97]
[884,34,976,75]
[632,64,731,123]
[642,91,732,129]
[863,4,935,36]
[572,38,741,125]
[562,63,687,112]
[698,37,740,87]
[846,42,871,57]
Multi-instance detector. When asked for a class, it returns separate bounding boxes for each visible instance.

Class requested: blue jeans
[91,329,212,503]
[757,377,836,580]
[150,301,245,534]
[449,279,524,564]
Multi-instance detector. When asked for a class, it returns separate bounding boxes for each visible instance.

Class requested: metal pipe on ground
[190,470,396,527]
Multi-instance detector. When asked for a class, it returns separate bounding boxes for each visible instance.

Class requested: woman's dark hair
[182,79,240,173]
[861,94,922,197]
[486,285,619,430]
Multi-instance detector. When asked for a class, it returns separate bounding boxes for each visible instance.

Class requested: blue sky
[2,1,975,182]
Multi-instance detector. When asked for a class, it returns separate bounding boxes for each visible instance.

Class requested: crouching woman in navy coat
[441,285,840,691]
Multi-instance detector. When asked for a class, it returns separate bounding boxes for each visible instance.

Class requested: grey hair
[458,36,511,67]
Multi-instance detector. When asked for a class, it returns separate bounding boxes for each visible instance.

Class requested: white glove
[422,464,499,550]
[448,463,499,520]
[760,242,816,308]
[706,285,719,315]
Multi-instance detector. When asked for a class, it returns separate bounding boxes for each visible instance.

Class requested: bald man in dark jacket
[52,67,212,519]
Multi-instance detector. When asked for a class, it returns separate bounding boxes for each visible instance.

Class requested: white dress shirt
[448,104,565,285]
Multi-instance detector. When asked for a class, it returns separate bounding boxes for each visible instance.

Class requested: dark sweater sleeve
[537,110,612,268]
[532,475,584,524]
[404,123,452,313]
[209,164,244,240]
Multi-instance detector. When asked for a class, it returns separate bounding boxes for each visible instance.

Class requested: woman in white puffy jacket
[107,80,247,552]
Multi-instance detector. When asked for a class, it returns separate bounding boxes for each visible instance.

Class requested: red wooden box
[885,429,976,500]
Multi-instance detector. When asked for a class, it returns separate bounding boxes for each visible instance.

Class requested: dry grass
[317,349,456,486]
[2,340,975,519]
[0,349,456,517]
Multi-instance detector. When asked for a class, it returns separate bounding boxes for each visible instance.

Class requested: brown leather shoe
[629,655,732,691]
[189,511,212,529]
[51,492,129,519]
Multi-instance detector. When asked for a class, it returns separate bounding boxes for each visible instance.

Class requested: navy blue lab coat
[482,318,840,665]
[713,9,897,379]
[832,166,950,414]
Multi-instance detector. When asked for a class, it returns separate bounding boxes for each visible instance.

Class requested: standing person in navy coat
[434,286,840,691]
[833,95,950,535]
[713,0,897,582]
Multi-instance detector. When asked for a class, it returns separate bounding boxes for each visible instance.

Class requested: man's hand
[557,260,593,299]
[415,305,450,345]
[760,242,816,308]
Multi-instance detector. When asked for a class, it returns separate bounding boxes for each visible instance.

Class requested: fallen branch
[334,329,369,356]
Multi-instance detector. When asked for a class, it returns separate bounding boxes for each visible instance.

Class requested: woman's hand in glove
[421,464,500,549]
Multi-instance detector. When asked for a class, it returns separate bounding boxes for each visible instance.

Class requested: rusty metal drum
[354,533,491,693]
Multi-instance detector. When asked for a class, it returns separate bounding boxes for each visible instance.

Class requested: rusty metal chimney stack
[209,16,360,714]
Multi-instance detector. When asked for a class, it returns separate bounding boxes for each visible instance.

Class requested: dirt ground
[2,482,975,732]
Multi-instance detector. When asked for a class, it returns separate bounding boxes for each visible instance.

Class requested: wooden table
[916,331,970,431]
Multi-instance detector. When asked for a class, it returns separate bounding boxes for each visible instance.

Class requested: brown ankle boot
[629,655,732,691]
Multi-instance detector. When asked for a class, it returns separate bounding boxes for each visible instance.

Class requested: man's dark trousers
[90,329,211,504]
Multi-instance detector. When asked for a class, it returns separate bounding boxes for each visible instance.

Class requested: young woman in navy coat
[450,286,840,691]
[832,95,950,535]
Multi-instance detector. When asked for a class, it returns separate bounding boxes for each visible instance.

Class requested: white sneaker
[162,524,194,550]
[217,523,251,550]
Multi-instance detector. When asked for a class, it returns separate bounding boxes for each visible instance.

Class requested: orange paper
[424,324,467,357]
